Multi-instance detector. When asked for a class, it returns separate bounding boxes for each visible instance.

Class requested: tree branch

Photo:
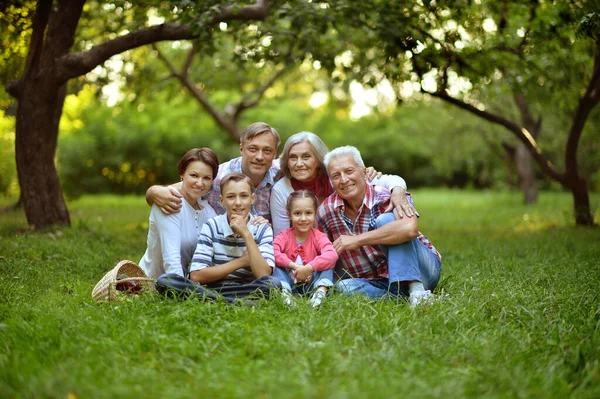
[152,43,239,141]
[181,41,199,79]
[231,63,292,119]
[513,94,541,139]
[6,0,53,99]
[54,0,271,82]
[427,89,565,183]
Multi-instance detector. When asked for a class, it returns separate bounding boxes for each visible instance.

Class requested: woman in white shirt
[139,148,219,278]
[270,132,412,236]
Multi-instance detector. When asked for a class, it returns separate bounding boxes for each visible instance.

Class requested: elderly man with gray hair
[316,146,442,306]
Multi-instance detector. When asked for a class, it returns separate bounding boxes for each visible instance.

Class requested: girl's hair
[286,190,318,214]
[178,147,220,179]
[278,131,329,180]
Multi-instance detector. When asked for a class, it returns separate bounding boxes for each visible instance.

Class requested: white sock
[408,281,425,295]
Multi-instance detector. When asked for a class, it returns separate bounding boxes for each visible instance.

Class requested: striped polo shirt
[189,214,275,285]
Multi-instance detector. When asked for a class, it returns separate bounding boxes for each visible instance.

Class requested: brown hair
[220,172,255,194]
[286,190,318,214]
[178,148,219,179]
[240,122,281,150]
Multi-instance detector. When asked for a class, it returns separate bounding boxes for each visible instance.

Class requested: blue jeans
[156,273,282,302]
[272,266,334,295]
[335,212,441,299]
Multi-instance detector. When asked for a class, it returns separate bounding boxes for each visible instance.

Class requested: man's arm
[145,183,183,215]
[332,214,418,254]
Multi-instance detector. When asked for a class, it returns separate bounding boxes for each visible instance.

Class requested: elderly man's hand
[333,235,360,253]
[385,187,417,218]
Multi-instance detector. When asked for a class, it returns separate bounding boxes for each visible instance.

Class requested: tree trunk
[16,78,70,228]
[501,142,516,190]
[569,178,594,226]
[513,95,540,204]
[514,142,537,204]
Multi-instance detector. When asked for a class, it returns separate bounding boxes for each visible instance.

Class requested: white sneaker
[409,290,435,307]
[281,289,295,307]
[310,289,327,308]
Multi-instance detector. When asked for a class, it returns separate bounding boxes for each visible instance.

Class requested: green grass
[1,189,599,399]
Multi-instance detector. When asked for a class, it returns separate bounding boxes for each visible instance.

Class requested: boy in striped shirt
[157,172,281,301]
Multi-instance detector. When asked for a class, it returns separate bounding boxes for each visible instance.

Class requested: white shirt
[139,199,217,278]
[270,174,408,236]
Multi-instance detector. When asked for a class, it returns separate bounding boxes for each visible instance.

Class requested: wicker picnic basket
[92,260,155,301]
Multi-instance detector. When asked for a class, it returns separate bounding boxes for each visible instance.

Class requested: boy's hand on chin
[229,214,249,236]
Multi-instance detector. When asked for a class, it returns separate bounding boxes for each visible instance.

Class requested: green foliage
[0,1,35,113]
[57,89,239,198]
[577,11,600,40]
[0,110,17,196]
[0,191,599,397]
[58,79,598,195]
[308,101,508,189]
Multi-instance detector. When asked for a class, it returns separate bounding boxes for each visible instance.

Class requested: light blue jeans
[334,212,441,299]
[272,266,334,295]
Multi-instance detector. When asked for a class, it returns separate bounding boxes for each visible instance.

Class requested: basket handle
[111,277,154,285]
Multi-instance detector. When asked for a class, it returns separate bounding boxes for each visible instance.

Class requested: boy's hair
[286,190,318,214]
[177,147,220,179]
[240,122,281,150]
[323,145,365,170]
[220,172,255,194]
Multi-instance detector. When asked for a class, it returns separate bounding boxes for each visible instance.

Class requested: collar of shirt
[332,184,376,212]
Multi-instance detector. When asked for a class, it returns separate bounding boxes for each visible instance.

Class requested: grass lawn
[0,189,599,398]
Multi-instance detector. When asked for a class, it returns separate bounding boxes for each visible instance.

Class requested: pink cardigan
[273,228,338,272]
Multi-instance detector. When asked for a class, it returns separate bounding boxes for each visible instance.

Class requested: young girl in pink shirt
[272,190,338,307]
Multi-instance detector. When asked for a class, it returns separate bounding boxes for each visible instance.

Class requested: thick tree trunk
[16,79,70,228]
[569,178,594,226]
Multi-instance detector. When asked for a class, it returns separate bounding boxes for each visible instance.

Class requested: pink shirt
[273,227,338,272]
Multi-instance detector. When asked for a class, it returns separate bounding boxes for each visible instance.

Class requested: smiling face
[327,154,367,204]
[240,133,277,186]
[180,161,214,206]
[287,141,320,182]
[220,179,256,223]
[288,197,317,234]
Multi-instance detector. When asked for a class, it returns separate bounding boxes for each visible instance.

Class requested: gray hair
[324,145,365,171]
[279,131,329,179]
